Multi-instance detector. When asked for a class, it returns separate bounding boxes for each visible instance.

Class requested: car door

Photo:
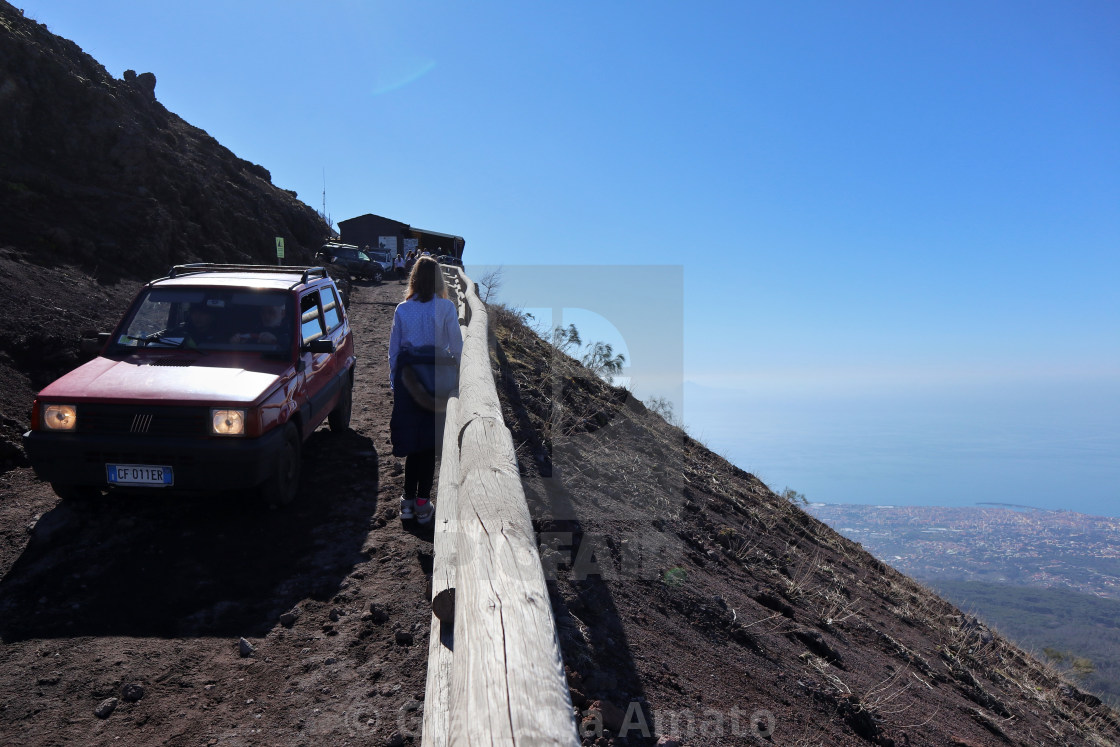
[319,284,352,397]
[296,290,331,435]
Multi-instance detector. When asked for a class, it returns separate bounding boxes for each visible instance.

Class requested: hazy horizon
[684,376,1119,519]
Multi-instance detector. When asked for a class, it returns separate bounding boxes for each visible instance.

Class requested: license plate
[106,464,174,487]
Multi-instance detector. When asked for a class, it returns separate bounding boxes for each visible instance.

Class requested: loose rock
[94,697,118,719]
[238,638,255,657]
[121,683,145,702]
[368,603,390,624]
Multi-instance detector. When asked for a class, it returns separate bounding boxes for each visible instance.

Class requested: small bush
[662,567,688,588]
[781,487,808,505]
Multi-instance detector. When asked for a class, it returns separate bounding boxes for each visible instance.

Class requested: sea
[681,377,1119,519]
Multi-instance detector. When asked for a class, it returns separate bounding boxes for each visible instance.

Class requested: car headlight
[41,404,78,431]
[211,409,246,436]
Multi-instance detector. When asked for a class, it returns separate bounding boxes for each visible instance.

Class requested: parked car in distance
[23,264,356,505]
[366,249,395,276]
[315,243,383,282]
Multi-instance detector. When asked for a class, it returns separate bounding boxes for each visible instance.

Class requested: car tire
[51,483,101,501]
[329,375,353,432]
[260,423,302,505]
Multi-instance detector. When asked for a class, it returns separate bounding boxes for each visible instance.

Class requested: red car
[23,264,356,505]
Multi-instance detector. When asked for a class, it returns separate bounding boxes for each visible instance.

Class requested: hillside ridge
[0,0,325,281]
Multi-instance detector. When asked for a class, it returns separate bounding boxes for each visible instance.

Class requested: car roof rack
[164,264,329,287]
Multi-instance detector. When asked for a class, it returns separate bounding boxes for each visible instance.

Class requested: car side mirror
[305,338,334,354]
[80,332,111,356]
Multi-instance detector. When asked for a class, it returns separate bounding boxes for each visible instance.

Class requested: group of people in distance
[396,248,445,282]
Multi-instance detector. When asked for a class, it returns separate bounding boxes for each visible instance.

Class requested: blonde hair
[405,256,447,302]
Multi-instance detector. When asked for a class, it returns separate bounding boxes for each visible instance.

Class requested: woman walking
[388,256,463,524]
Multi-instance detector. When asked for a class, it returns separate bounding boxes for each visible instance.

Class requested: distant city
[805,503,1120,600]
[804,502,1120,706]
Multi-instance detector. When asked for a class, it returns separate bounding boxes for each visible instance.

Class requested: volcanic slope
[0,0,325,282]
[488,304,1120,746]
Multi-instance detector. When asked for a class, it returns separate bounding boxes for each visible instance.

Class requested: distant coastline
[808,500,1107,519]
[805,502,1120,600]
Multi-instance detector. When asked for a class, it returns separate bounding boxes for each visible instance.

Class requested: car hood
[37,356,283,405]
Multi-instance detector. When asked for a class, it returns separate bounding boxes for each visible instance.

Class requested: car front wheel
[260,423,302,505]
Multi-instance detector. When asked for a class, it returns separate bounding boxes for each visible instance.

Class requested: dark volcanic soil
[0,273,435,746]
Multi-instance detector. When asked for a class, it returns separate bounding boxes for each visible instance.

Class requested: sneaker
[415,497,434,524]
[399,497,415,520]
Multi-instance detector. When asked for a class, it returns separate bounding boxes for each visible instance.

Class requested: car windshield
[357,251,373,261]
[112,287,295,355]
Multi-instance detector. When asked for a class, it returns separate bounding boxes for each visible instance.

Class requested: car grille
[78,404,210,437]
[82,450,201,470]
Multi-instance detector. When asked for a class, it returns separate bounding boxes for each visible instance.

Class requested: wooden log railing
[423,267,579,746]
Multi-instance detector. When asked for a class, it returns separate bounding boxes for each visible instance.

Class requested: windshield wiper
[121,332,185,348]
[122,332,209,354]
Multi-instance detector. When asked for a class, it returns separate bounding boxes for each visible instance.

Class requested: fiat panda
[23,264,355,504]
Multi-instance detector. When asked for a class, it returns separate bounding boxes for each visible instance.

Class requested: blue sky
[20,1,1120,514]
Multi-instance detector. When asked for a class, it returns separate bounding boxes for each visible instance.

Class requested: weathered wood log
[447,416,577,745]
[422,267,578,746]
[455,295,502,424]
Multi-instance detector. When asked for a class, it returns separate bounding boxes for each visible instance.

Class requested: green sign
[275,237,285,261]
